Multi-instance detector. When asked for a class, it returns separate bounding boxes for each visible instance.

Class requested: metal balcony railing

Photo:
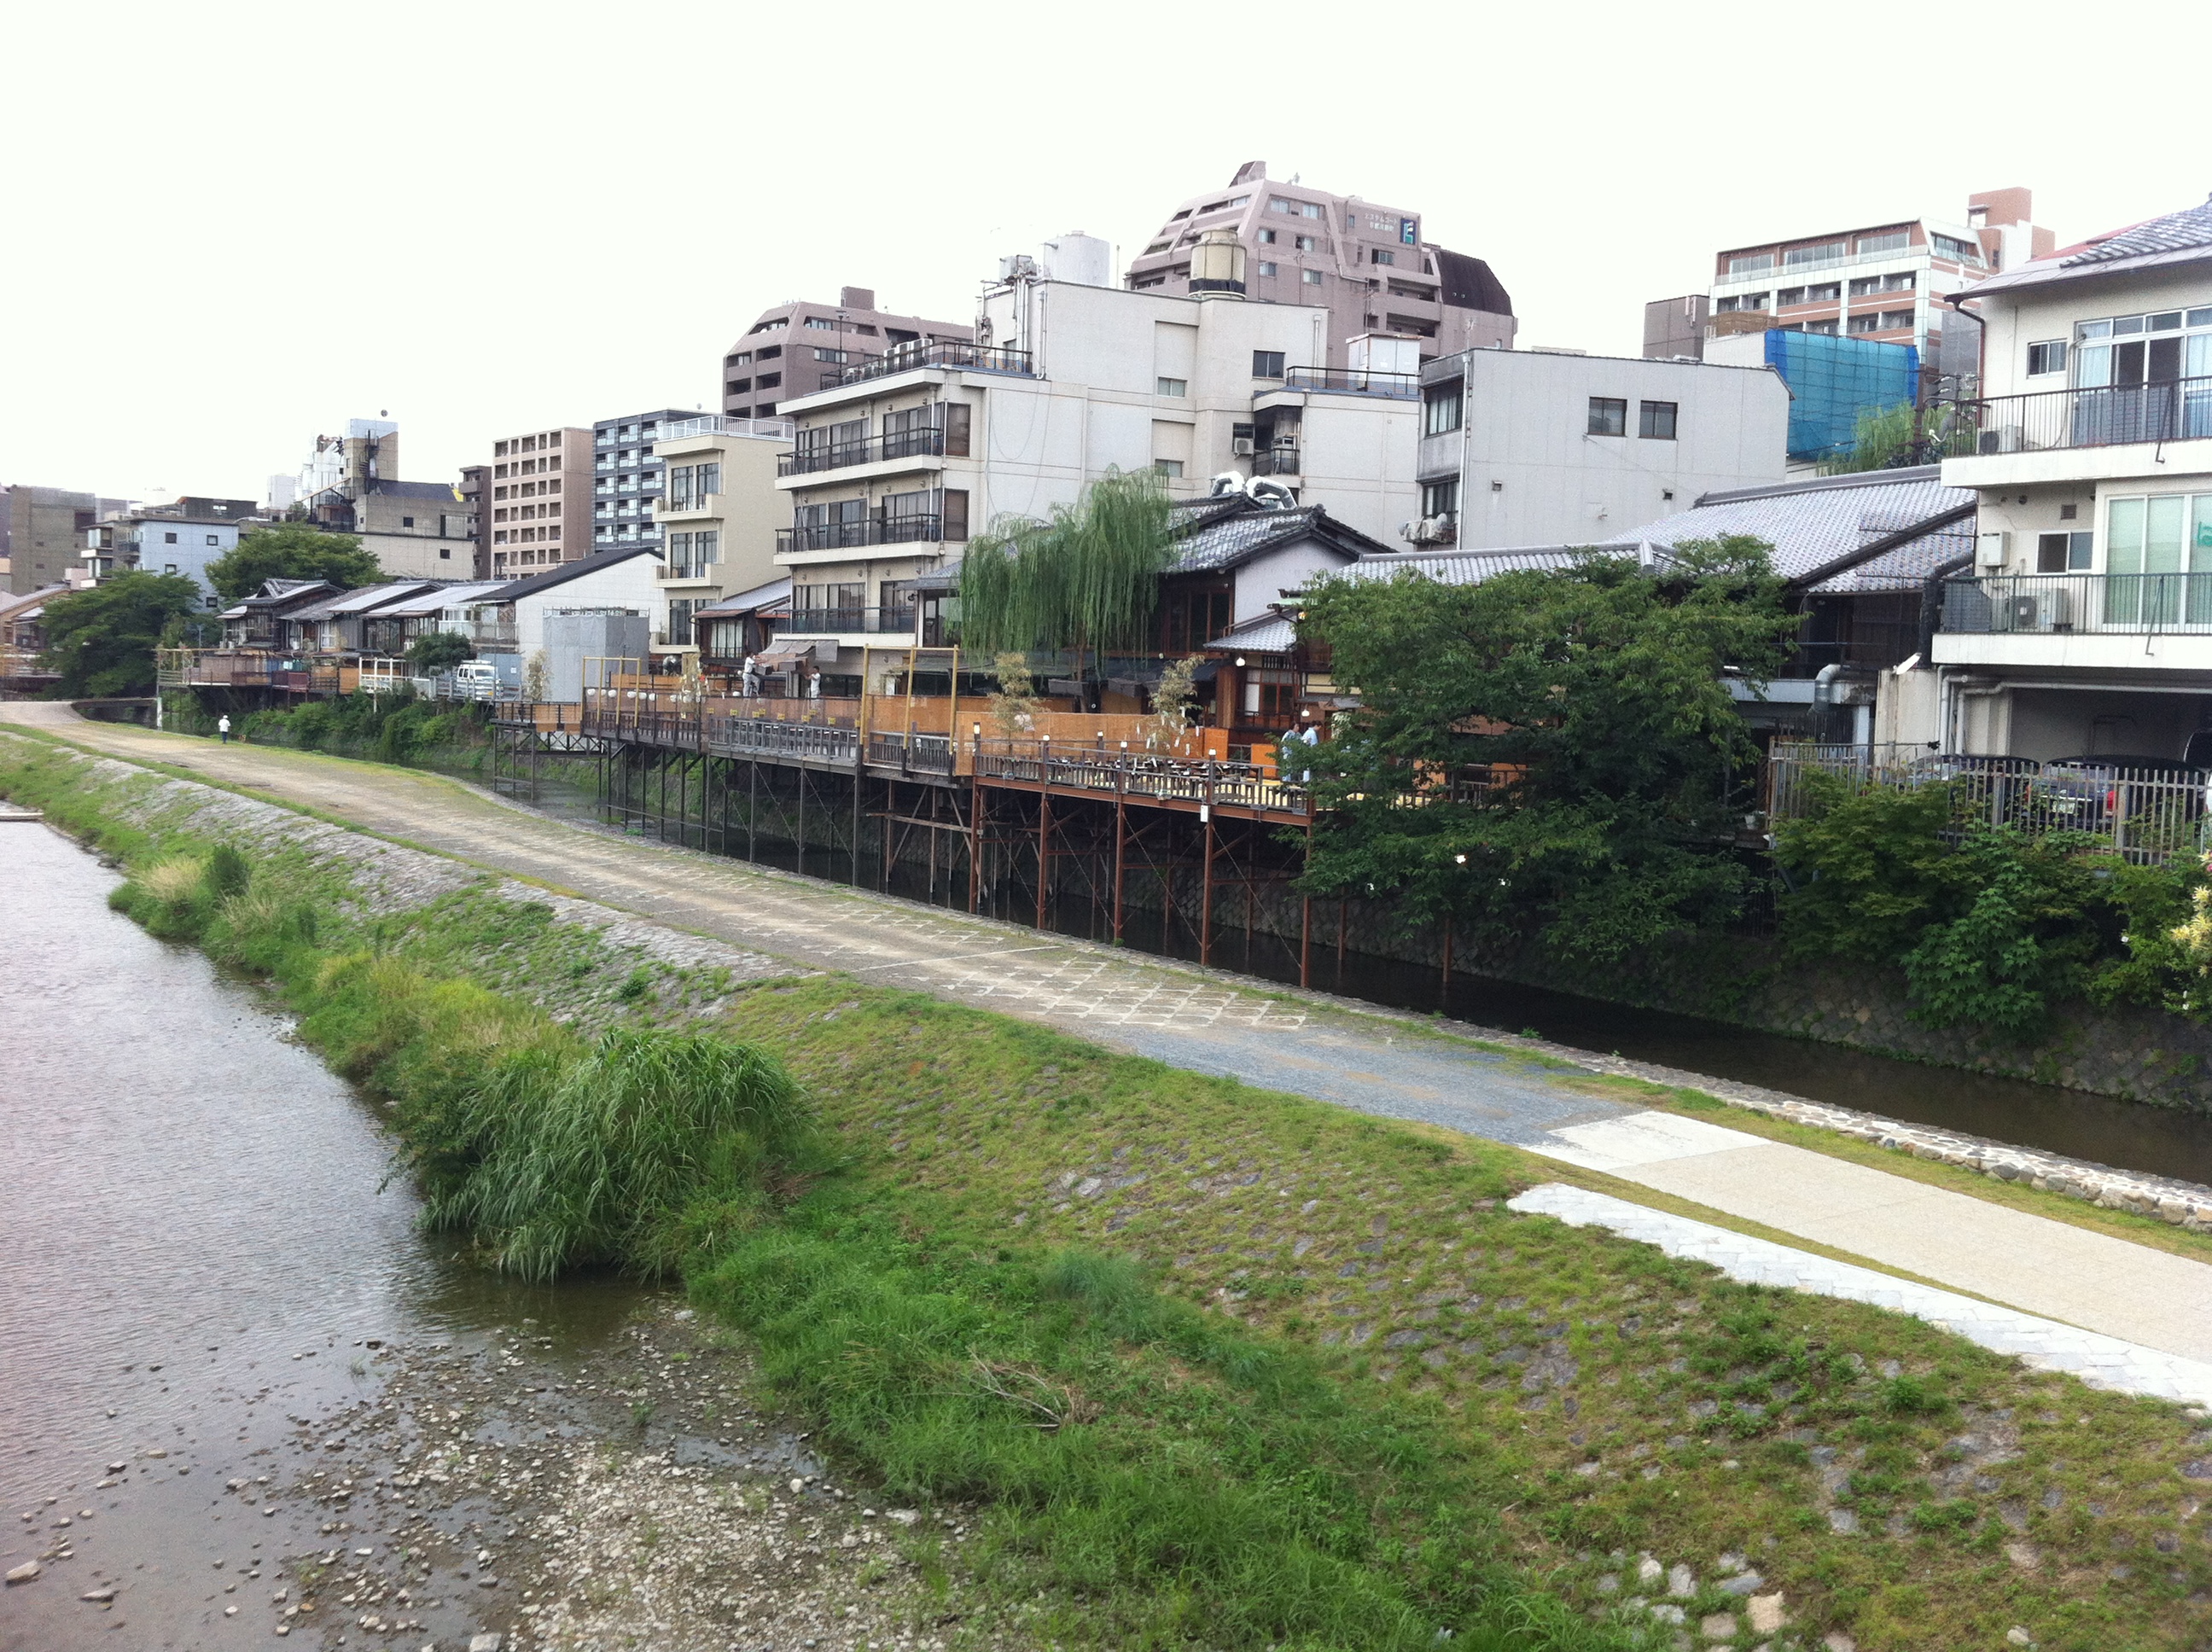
[1281,367,1420,398]
[833,342,1033,387]
[778,426,949,476]
[1941,571,2212,637]
[777,515,944,553]
[779,605,919,636]
[1960,376,2212,456]
[1251,447,1301,476]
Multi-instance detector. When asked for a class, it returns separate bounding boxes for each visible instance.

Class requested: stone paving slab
[1510,1183,2212,1409]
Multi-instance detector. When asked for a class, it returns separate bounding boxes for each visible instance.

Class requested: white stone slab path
[1510,1182,2212,1408]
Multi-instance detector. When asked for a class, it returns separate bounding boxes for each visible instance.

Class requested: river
[0,823,646,1649]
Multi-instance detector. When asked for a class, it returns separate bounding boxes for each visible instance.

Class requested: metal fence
[1941,571,2212,636]
[975,740,1312,817]
[1766,742,2212,865]
[1962,375,2212,455]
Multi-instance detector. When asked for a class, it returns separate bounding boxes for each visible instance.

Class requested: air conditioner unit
[1976,530,2009,567]
[2008,593,2039,630]
[1977,426,2025,455]
[1231,437,1256,457]
[2044,589,2073,629]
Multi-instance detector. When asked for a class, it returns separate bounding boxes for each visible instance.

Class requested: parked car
[2022,755,2212,839]
[451,660,500,703]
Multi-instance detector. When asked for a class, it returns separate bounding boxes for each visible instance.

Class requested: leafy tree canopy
[958,468,1176,664]
[39,572,204,697]
[405,631,475,674]
[206,522,383,605]
[1295,537,1796,964]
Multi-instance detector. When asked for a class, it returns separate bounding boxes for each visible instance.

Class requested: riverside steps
[18,696,2212,1403]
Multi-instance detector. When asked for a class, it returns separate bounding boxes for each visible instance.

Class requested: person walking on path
[217,714,231,745]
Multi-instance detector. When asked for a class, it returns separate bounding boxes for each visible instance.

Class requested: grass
[18,731,2212,1649]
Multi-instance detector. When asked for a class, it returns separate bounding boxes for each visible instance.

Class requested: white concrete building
[1933,196,2212,759]
[647,415,793,654]
[767,247,1421,680]
[486,545,667,663]
[1414,348,1790,550]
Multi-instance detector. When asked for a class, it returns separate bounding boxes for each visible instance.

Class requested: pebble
[2007,1631,2033,1648]
[82,1586,117,1603]
[7,1562,40,1585]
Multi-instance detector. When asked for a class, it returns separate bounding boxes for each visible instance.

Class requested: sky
[6,0,2208,507]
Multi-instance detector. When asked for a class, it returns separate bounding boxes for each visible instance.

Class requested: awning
[1104,661,1220,697]
[753,644,818,668]
[694,575,794,619]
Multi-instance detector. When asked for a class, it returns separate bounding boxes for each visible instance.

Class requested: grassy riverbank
[11,731,2212,1651]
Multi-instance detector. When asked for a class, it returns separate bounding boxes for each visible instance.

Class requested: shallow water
[0,824,646,1648]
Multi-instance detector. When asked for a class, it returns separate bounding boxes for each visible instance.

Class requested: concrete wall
[512,555,665,656]
[1435,350,1790,548]
[131,518,242,610]
[538,611,650,702]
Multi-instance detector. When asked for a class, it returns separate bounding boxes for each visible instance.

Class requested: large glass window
[1422,382,1462,435]
[1639,400,1678,440]
[1586,397,1627,437]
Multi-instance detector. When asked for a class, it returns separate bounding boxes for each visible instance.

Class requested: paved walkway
[14,704,2212,1395]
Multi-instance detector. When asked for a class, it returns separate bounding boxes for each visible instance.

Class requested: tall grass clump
[428,1028,812,1281]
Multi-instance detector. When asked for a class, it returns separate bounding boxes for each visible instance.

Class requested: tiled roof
[2066,199,2212,266]
[1599,469,1975,586]
[486,546,661,602]
[1167,498,1389,574]
[1204,610,1296,653]
[693,576,793,618]
[1959,195,2212,299]
[287,580,445,622]
[375,581,509,618]
[1331,546,1621,588]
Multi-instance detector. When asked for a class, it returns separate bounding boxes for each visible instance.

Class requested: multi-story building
[485,426,592,577]
[591,409,709,556]
[1703,189,2054,385]
[645,415,794,652]
[721,288,972,422]
[458,464,491,577]
[1413,347,1790,550]
[4,486,134,593]
[1644,295,1710,360]
[767,241,1424,687]
[84,497,263,609]
[295,420,477,578]
[1925,195,2212,759]
[1124,161,1516,369]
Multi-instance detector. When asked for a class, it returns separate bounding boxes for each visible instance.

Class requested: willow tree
[958,468,1176,691]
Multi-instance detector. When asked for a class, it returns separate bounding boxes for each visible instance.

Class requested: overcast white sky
[7,0,2207,506]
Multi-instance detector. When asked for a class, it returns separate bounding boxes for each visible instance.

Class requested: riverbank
[16,726,2212,1648]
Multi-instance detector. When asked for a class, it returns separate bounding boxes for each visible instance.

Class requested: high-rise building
[1697,189,2054,385]
[3,486,134,593]
[294,420,476,578]
[457,465,491,577]
[84,497,264,609]
[1124,161,1516,369]
[720,288,971,421]
[485,428,593,578]
[589,409,713,557]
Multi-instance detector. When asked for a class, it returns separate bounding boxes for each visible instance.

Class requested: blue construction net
[1764,329,1918,461]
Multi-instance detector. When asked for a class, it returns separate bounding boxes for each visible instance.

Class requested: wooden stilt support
[882,777,895,890]
[968,736,982,914]
[748,757,758,864]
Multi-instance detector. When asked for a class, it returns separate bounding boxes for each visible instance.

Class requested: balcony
[833,342,1034,387]
[1280,366,1419,399]
[658,562,719,583]
[1933,571,2212,672]
[1959,377,2212,457]
[653,413,795,443]
[1250,447,1301,477]
[778,426,950,477]
[779,604,920,637]
[655,492,722,521]
[777,514,944,555]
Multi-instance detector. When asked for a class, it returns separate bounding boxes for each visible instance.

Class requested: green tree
[206,522,384,604]
[38,572,204,696]
[958,468,1176,687]
[405,631,475,674]
[1294,538,1796,964]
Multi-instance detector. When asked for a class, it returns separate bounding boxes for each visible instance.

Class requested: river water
[0,823,645,1649]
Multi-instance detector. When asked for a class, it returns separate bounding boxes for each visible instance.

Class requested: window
[757,373,781,389]
[1879,310,1916,330]
[164,563,177,574]
[1156,377,1186,397]
[1370,248,1394,265]
[1252,350,1285,379]
[756,345,782,360]
[2036,531,2094,572]
[729,351,752,366]
[812,347,849,363]
[1587,397,1627,437]
[2027,340,2067,376]
[1269,197,1324,218]
[1780,286,1809,305]
[1784,241,1848,266]
[164,530,178,543]
[1803,318,1838,335]
[1883,272,1915,292]
[1639,400,1678,440]
[1931,233,1982,264]
[1155,459,1185,479]
[1301,270,1323,286]
[727,378,751,393]
[1421,478,1458,519]
[804,317,836,330]
[207,534,218,545]
[1848,313,1882,334]
[439,547,451,560]
[1726,254,1773,275]
[1295,235,1317,252]
[1847,277,1879,297]
[1257,260,1277,277]
[1806,282,1841,301]
[402,515,415,526]
[1258,228,1277,245]
[1422,382,1462,435]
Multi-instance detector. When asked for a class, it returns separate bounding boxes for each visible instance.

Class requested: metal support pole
[883,777,896,891]
[796,758,807,875]
[1201,805,1215,966]
[969,723,983,914]
[1113,788,1127,945]
[850,758,862,886]
[748,756,759,864]
[1441,916,1454,998]
[1301,823,1313,989]
[1036,787,1051,932]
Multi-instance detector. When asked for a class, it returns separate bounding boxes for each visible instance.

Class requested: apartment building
[1703,189,2054,383]
[458,465,491,577]
[84,497,262,608]
[645,415,794,651]
[4,486,133,593]
[486,427,592,578]
[721,288,971,421]
[1927,195,2212,759]
[1413,348,1789,550]
[295,420,476,578]
[1124,161,1516,369]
